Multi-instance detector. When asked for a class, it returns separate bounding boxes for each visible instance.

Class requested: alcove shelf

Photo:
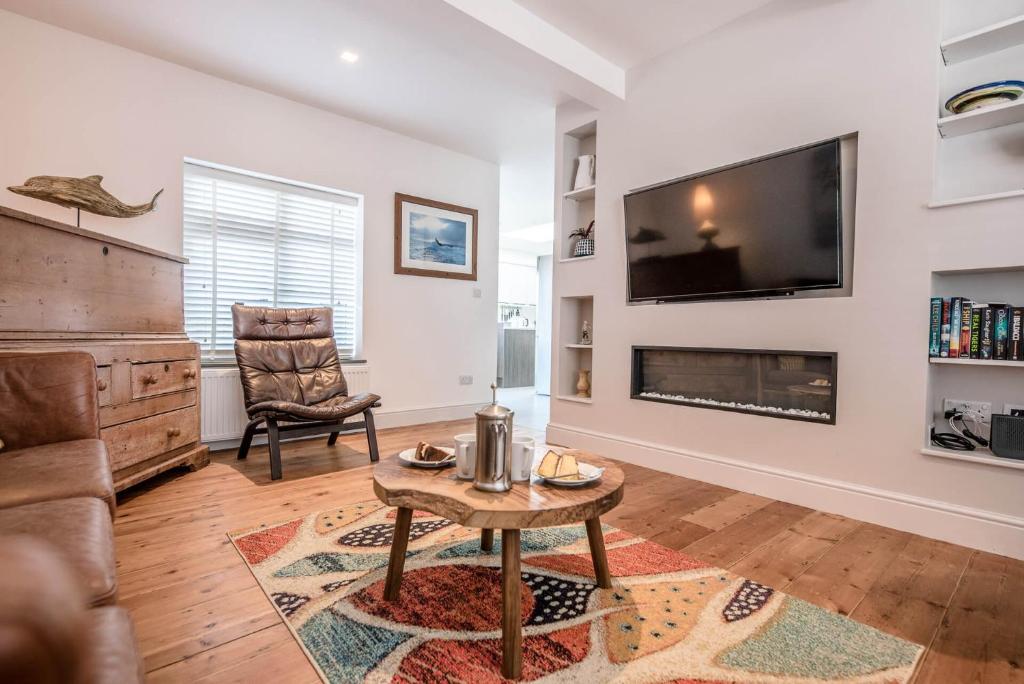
[937,99,1024,138]
[559,121,597,260]
[556,295,593,403]
[563,185,595,201]
[924,265,1024,467]
[921,446,1024,471]
[940,13,1024,65]
[929,357,1024,367]
[558,255,596,264]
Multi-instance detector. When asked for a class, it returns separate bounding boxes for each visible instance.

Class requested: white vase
[573,155,595,190]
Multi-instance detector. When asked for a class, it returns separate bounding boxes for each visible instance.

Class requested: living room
[1,1,1022,682]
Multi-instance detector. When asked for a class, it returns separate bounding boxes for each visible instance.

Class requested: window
[182,162,362,361]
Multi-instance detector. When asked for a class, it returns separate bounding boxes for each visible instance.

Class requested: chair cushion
[235,337,348,407]
[0,498,117,607]
[247,392,381,422]
[81,607,145,684]
[0,440,115,517]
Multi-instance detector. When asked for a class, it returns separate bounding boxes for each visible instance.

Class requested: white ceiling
[511,0,778,69]
[0,0,777,234]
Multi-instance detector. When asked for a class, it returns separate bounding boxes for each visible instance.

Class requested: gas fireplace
[631,346,837,424]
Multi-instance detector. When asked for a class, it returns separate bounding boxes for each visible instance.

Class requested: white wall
[498,249,540,306]
[0,11,499,420]
[549,0,1024,557]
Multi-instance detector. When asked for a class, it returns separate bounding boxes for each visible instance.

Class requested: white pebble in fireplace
[638,391,831,422]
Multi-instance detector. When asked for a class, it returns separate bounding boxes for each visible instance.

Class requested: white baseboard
[547,422,1024,560]
[205,402,478,453]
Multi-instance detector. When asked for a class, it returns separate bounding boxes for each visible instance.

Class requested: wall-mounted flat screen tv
[624,139,842,303]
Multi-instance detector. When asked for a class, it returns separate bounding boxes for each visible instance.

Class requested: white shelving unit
[921,446,1024,471]
[556,295,593,404]
[929,357,1024,367]
[559,121,597,260]
[563,184,595,202]
[938,98,1024,138]
[931,6,1024,207]
[928,188,1024,208]
[924,265,1024,468]
[940,14,1024,64]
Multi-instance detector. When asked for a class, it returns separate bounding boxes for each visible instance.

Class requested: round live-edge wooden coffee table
[372,450,625,680]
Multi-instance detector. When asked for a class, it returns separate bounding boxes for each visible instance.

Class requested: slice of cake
[537,450,580,479]
[414,441,450,462]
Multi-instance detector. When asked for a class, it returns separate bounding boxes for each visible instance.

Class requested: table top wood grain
[372,449,624,529]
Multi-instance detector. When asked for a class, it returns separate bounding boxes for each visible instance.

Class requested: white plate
[533,461,604,487]
[398,446,456,468]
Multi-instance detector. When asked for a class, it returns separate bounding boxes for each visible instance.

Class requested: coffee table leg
[585,517,612,589]
[501,528,522,679]
[481,528,494,552]
[383,507,413,601]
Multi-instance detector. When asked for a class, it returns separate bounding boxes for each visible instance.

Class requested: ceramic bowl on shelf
[944,80,1024,115]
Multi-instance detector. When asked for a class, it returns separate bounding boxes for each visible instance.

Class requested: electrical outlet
[459,375,473,385]
[1005,403,1024,417]
[943,398,992,423]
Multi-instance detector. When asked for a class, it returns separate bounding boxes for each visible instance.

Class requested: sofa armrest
[0,536,88,684]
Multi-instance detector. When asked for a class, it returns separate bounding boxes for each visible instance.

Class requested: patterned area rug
[229,500,922,683]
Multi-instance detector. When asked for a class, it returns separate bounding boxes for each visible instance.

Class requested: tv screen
[624,139,842,303]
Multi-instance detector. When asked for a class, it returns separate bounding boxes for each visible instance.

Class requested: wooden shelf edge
[929,357,1024,367]
[921,446,1024,471]
[928,188,1024,209]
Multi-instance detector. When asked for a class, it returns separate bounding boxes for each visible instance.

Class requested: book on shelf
[930,297,1023,362]
[929,297,941,357]
[1011,307,1023,362]
[993,304,1010,361]
[948,297,962,358]
[980,306,994,360]
[969,304,984,359]
[939,298,952,358]
[958,299,973,358]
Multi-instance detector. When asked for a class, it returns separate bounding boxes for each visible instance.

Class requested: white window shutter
[182,163,362,360]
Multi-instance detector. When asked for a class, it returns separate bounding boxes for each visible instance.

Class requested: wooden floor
[114,419,1024,683]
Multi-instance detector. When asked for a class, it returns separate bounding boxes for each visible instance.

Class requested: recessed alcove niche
[631,347,838,424]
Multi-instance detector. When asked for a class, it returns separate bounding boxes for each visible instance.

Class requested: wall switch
[472,288,482,298]
[943,398,992,423]
[459,375,473,385]
[1005,403,1024,417]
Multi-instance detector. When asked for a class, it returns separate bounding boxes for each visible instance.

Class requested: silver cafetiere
[473,383,514,492]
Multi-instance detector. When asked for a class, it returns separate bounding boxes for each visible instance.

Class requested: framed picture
[394,193,478,281]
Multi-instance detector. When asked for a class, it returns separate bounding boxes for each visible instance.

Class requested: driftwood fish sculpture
[7,175,163,218]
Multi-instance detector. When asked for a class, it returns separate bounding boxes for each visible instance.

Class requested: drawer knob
[96,379,108,391]
[183,368,197,379]
[142,374,158,385]
[166,427,181,438]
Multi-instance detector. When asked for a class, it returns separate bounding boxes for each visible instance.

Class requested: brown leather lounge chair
[232,305,382,480]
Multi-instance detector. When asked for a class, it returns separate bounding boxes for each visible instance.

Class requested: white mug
[453,433,476,479]
[511,436,535,482]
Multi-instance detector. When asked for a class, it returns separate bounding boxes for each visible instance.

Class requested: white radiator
[200,364,373,442]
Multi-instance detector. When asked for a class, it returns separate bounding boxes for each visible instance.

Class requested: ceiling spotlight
[340,51,359,64]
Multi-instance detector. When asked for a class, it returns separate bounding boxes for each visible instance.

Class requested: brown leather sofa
[0,352,144,683]
[232,305,382,480]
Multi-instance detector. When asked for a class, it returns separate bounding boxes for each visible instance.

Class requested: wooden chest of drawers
[0,206,209,491]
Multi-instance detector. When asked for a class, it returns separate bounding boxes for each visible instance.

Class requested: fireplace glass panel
[631,347,837,424]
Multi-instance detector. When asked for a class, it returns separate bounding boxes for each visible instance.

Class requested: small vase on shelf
[576,370,591,398]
